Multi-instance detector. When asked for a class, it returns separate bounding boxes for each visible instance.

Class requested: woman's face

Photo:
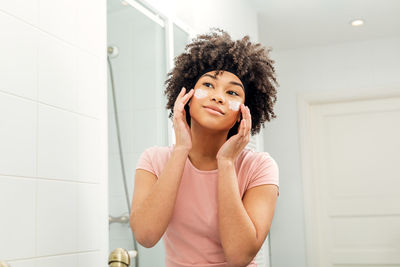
[188,70,245,132]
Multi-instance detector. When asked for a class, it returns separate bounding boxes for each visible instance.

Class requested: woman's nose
[210,90,225,103]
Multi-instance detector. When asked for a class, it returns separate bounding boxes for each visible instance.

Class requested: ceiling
[248,0,400,51]
[107,0,130,14]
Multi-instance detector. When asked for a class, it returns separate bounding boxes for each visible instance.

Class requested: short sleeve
[247,153,279,196]
[135,146,157,176]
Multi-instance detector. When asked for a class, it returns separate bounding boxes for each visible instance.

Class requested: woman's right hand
[173,87,194,151]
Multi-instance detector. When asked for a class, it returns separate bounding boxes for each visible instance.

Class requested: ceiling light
[351,19,364,26]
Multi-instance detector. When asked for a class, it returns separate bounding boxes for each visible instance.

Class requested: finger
[179,87,186,97]
[236,118,243,136]
[240,119,246,137]
[182,88,194,104]
[178,88,193,105]
[176,87,186,101]
[246,106,252,133]
[175,88,190,108]
[243,105,249,136]
[243,105,249,133]
[174,89,193,120]
[175,87,186,106]
[240,104,247,136]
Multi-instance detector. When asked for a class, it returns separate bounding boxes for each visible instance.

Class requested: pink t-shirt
[135,144,279,267]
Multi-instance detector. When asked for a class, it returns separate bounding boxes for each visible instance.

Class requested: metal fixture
[108,46,139,266]
[108,248,138,267]
[107,45,119,58]
[109,213,129,224]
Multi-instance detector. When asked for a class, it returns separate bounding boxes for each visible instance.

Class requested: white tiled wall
[0,0,108,266]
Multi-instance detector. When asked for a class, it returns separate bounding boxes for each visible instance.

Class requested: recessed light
[121,0,129,5]
[351,19,364,26]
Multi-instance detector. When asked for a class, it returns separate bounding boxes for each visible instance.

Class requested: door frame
[296,86,400,267]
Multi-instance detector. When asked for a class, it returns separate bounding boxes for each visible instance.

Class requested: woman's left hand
[216,104,252,163]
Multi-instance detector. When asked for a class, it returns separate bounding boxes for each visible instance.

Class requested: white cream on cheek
[194,88,208,98]
[195,88,241,112]
[228,100,241,111]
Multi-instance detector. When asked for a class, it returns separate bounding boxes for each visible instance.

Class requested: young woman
[130,28,279,267]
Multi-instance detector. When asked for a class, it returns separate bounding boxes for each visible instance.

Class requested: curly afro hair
[164,28,279,139]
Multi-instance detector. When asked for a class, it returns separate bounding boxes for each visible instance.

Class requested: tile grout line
[7,249,100,263]
[0,89,99,120]
[35,34,39,260]
[0,8,102,59]
[0,173,100,185]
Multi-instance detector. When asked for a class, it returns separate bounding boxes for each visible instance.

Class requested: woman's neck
[188,121,228,161]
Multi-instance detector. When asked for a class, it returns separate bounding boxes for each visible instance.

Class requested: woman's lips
[204,107,223,115]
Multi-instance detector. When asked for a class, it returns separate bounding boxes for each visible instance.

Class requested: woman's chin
[197,121,233,132]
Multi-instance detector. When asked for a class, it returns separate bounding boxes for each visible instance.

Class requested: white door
[302,96,400,266]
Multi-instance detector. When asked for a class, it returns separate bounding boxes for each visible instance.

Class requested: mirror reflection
[1,0,399,267]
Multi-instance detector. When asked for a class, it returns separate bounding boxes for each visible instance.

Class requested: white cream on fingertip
[228,100,241,111]
[194,88,208,98]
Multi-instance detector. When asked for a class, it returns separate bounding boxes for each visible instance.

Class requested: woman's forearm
[131,147,189,247]
[217,159,257,266]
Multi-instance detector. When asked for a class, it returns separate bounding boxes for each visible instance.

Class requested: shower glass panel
[166,23,190,145]
[107,0,167,266]
[173,24,190,58]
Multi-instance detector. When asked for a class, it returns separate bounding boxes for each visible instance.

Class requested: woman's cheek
[194,88,241,112]
[228,100,241,111]
[194,88,208,99]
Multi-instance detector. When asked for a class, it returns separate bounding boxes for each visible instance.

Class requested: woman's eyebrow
[230,81,244,90]
[201,73,217,80]
[200,73,244,89]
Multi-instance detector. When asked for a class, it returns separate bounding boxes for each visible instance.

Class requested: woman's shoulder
[141,144,175,159]
[143,144,171,150]
[238,147,274,162]
[236,147,277,171]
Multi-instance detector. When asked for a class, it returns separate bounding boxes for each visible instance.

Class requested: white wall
[264,37,400,267]
[145,0,259,41]
[0,1,108,266]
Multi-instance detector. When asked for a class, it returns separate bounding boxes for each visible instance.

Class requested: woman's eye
[227,90,239,96]
[202,83,239,96]
[203,82,213,88]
